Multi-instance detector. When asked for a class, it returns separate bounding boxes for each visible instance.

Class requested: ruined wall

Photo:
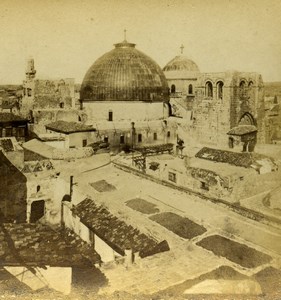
[33,79,75,109]
[21,78,76,119]
[33,109,82,134]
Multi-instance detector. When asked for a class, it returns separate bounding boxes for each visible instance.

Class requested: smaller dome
[163,55,200,73]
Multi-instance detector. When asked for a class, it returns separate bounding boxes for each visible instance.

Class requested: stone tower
[25,58,36,80]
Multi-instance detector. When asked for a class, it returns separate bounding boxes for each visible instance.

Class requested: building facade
[163,50,265,151]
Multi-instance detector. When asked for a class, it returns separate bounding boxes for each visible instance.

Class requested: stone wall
[82,101,168,123]
[190,71,265,148]
[95,122,177,150]
[52,146,94,160]
[0,151,27,222]
[33,109,82,133]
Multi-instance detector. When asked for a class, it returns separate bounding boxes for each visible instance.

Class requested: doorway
[30,200,45,223]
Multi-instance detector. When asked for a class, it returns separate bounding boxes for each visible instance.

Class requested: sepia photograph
[0,0,281,299]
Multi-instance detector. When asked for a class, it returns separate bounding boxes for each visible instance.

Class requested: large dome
[80,40,169,102]
[163,55,200,73]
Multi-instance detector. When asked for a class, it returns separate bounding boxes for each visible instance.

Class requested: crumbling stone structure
[20,58,77,119]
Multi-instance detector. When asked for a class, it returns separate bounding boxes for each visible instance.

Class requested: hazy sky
[0,0,280,84]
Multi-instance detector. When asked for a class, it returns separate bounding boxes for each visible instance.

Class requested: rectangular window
[138,134,142,143]
[18,126,26,137]
[12,127,17,136]
[168,172,177,183]
[167,131,170,138]
[82,139,87,147]
[5,127,12,137]
[153,133,157,140]
[201,182,209,191]
[104,136,109,143]
[120,135,125,144]
[108,110,113,121]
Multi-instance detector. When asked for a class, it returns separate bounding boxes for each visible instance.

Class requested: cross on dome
[180,44,184,54]
[124,29,127,41]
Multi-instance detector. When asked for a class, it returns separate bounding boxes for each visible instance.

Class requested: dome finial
[180,44,184,55]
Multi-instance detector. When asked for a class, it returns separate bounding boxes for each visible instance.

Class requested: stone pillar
[124,249,133,268]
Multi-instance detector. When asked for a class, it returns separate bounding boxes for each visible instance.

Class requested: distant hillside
[264,82,281,97]
[0,85,22,91]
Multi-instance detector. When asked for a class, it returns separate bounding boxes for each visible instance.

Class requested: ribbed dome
[163,55,200,72]
[80,40,169,102]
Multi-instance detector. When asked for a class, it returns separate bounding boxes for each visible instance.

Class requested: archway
[30,200,45,223]
[239,112,256,126]
[238,112,257,152]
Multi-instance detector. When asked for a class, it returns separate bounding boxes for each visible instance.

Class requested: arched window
[216,81,224,99]
[205,81,213,98]
[188,84,193,94]
[239,80,247,98]
[240,80,246,88]
[171,84,176,94]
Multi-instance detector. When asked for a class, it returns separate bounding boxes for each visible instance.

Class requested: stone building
[20,58,80,134]
[45,120,97,149]
[0,112,28,142]
[164,49,265,151]
[79,39,176,149]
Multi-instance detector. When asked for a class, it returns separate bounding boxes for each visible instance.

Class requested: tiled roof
[227,125,257,136]
[0,113,27,123]
[0,139,14,152]
[0,223,101,267]
[45,121,96,134]
[195,147,269,168]
[74,198,170,258]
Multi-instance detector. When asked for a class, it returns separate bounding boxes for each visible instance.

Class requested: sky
[0,0,280,84]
